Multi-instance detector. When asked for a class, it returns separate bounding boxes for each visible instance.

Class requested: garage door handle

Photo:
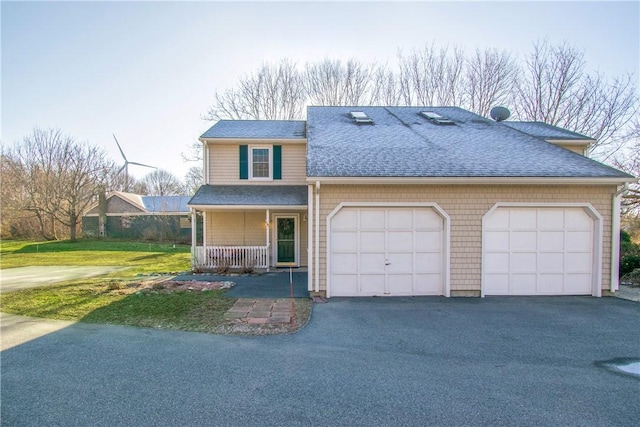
[385,262,391,265]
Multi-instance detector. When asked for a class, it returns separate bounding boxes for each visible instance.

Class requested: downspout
[315,181,320,293]
[308,184,314,292]
[611,183,629,292]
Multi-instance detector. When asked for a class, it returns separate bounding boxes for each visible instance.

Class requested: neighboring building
[188,106,635,298]
[83,191,195,243]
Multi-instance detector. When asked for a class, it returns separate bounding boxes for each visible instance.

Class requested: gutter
[315,181,320,293]
[306,176,636,185]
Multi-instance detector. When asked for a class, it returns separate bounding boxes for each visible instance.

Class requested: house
[83,191,195,243]
[188,106,635,297]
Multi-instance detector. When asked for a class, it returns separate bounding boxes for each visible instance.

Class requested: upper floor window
[250,146,271,179]
[239,144,282,181]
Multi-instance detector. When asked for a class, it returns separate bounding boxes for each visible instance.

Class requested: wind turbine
[113,134,157,191]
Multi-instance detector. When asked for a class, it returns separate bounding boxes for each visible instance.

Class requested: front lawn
[0,239,311,334]
[0,239,191,275]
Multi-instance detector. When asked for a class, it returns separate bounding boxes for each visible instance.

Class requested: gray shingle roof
[188,185,307,206]
[501,121,595,141]
[306,106,632,179]
[201,120,306,139]
[141,196,190,213]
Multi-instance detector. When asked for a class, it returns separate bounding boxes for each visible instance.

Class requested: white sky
[2,1,639,180]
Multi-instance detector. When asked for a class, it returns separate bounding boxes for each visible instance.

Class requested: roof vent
[350,111,373,124]
[420,111,455,125]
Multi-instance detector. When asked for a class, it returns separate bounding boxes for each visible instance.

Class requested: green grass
[0,239,191,275]
[0,280,236,332]
[0,239,312,334]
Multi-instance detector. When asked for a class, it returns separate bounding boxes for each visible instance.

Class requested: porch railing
[192,246,269,270]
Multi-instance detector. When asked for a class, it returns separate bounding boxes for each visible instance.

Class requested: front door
[275,216,297,265]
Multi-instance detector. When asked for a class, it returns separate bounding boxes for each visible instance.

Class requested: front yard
[0,240,310,334]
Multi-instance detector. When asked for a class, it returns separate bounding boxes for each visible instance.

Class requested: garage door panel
[416,231,442,251]
[360,253,385,273]
[511,253,537,272]
[389,275,413,294]
[331,275,358,296]
[565,209,592,230]
[360,275,385,294]
[565,231,592,251]
[415,253,441,273]
[511,231,536,251]
[332,209,357,230]
[332,231,358,252]
[360,231,385,252]
[485,231,509,251]
[483,207,595,296]
[388,210,413,229]
[360,210,385,229]
[538,231,564,251]
[509,274,537,294]
[484,274,509,294]
[332,254,358,274]
[415,210,443,229]
[485,253,509,273]
[538,253,564,272]
[537,274,565,294]
[484,209,510,229]
[538,209,565,229]
[565,274,591,293]
[388,253,413,273]
[565,252,592,272]
[415,274,443,294]
[510,210,537,229]
[388,232,413,252]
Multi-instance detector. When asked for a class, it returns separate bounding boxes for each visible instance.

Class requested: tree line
[1,128,203,240]
[2,40,638,241]
[202,39,639,210]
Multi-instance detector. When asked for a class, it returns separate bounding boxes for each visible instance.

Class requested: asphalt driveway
[1,297,639,426]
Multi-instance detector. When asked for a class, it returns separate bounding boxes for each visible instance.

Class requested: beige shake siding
[317,184,616,296]
[207,143,307,185]
[206,210,308,267]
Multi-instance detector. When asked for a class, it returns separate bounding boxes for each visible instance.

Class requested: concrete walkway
[0,312,74,351]
[224,298,293,324]
[0,266,128,293]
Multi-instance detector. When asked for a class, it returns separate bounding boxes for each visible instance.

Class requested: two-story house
[188,106,634,298]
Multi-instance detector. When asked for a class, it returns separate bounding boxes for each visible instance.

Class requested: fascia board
[306,176,636,185]
[187,204,307,210]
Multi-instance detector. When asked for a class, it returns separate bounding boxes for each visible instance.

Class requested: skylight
[350,111,373,124]
[420,111,455,125]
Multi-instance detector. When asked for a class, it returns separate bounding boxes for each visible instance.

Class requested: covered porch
[188,185,308,271]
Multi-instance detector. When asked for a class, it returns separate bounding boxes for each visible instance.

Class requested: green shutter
[273,145,282,180]
[239,145,248,179]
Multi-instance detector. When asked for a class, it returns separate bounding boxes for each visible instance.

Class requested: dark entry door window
[277,217,295,263]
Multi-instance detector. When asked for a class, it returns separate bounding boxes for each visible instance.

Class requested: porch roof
[188,185,308,209]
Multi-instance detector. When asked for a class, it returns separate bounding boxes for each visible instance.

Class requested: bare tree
[206,59,306,120]
[184,165,204,195]
[139,169,185,196]
[7,128,113,241]
[465,48,518,117]
[304,58,380,106]
[514,40,638,155]
[397,43,466,106]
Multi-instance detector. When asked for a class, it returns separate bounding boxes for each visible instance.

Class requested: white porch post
[308,184,314,292]
[190,208,197,267]
[265,209,270,272]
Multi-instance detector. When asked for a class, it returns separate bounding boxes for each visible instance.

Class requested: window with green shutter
[240,145,283,181]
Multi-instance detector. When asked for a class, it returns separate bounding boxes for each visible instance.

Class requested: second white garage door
[483,206,597,296]
[328,206,446,297]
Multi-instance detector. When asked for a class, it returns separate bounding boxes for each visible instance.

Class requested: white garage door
[483,207,595,296]
[329,207,445,297]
